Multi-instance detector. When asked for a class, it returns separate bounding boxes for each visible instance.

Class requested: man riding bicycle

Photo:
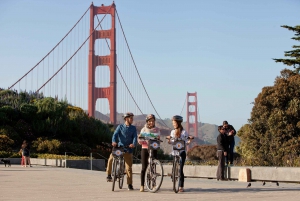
[106,112,137,191]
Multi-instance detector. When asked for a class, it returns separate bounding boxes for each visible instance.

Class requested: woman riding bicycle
[167,115,192,193]
[138,114,160,192]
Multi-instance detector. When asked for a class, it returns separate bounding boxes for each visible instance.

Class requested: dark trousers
[225,141,235,164]
[179,151,186,187]
[141,148,157,186]
[216,150,225,180]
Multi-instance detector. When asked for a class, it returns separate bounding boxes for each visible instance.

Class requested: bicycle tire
[145,159,164,193]
[112,158,117,191]
[173,158,180,193]
[118,159,125,189]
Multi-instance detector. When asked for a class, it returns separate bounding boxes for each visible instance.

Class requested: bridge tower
[88,3,116,124]
[186,92,199,149]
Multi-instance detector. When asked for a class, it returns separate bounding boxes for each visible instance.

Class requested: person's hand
[224,152,227,156]
[129,144,135,148]
[112,142,117,147]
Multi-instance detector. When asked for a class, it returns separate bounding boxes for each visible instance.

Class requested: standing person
[216,125,228,181]
[23,143,30,167]
[223,121,236,166]
[138,114,161,192]
[105,112,137,191]
[167,115,192,193]
[23,140,32,167]
[20,144,25,167]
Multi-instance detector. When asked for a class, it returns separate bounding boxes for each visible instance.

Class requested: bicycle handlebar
[166,136,194,140]
[138,136,163,142]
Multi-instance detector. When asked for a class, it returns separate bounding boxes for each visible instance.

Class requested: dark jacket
[224,124,236,143]
[217,133,228,152]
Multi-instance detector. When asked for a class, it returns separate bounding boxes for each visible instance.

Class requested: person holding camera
[222,120,236,166]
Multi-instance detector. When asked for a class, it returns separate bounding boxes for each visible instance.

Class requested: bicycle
[167,135,194,193]
[139,136,164,193]
[111,146,126,191]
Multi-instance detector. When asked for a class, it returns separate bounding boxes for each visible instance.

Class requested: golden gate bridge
[6,2,201,140]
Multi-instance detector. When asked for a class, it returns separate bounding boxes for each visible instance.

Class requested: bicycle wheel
[173,158,180,193]
[118,159,125,189]
[112,158,117,191]
[145,159,164,193]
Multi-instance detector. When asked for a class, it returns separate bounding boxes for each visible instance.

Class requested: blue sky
[1,0,300,131]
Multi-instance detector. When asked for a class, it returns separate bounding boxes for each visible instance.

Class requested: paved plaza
[1,165,300,201]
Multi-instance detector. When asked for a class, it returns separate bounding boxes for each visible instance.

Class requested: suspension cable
[8,5,91,90]
[116,9,170,129]
[180,96,187,116]
[95,15,143,114]
[36,5,113,92]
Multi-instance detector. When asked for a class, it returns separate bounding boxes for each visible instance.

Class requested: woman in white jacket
[167,115,192,192]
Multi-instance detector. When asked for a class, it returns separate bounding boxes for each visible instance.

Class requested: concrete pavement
[1,165,299,201]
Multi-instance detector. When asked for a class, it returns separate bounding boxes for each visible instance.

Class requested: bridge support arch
[186,92,200,150]
[88,3,116,124]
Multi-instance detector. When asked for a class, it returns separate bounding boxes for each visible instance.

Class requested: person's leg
[140,149,148,187]
[229,141,235,165]
[216,151,224,180]
[21,155,24,167]
[28,152,32,166]
[225,146,229,165]
[106,154,113,177]
[123,153,133,185]
[179,151,186,189]
[24,156,28,167]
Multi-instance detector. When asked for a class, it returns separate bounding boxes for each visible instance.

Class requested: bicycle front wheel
[112,158,117,191]
[173,158,180,193]
[118,159,125,189]
[145,159,164,193]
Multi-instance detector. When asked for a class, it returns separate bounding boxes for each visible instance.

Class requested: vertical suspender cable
[116,9,169,128]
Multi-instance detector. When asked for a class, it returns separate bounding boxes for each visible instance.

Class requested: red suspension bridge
[7,2,201,140]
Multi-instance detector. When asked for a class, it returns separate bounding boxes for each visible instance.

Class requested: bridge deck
[1,166,299,201]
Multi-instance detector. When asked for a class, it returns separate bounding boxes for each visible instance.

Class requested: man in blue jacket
[106,112,137,190]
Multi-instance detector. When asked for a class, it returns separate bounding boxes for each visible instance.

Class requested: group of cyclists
[105,112,193,193]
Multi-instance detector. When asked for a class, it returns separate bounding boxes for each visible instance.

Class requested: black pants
[178,151,186,187]
[141,148,157,186]
[216,150,225,180]
[225,140,235,164]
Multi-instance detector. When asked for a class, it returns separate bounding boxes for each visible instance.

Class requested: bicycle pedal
[167,173,172,176]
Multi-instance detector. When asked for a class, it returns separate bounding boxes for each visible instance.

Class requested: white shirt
[170,129,189,155]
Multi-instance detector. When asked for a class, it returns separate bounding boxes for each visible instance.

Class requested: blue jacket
[112,124,137,153]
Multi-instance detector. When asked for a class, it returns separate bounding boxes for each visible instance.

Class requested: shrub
[59,141,91,156]
[0,135,14,152]
[32,138,61,154]
[187,145,217,161]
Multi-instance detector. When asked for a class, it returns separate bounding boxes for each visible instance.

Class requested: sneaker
[106,175,112,181]
[140,186,144,192]
[128,184,134,191]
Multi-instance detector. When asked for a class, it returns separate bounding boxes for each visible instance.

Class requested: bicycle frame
[111,147,125,191]
[139,136,164,193]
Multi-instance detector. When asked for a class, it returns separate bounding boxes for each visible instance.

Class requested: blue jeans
[225,141,235,164]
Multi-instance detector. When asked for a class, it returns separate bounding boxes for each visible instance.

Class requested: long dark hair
[174,121,183,138]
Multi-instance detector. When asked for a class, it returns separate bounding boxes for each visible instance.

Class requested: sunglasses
[220,128,225,130]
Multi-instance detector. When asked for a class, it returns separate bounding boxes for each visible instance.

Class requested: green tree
[274,25,300,73]
[238,69,300,166]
